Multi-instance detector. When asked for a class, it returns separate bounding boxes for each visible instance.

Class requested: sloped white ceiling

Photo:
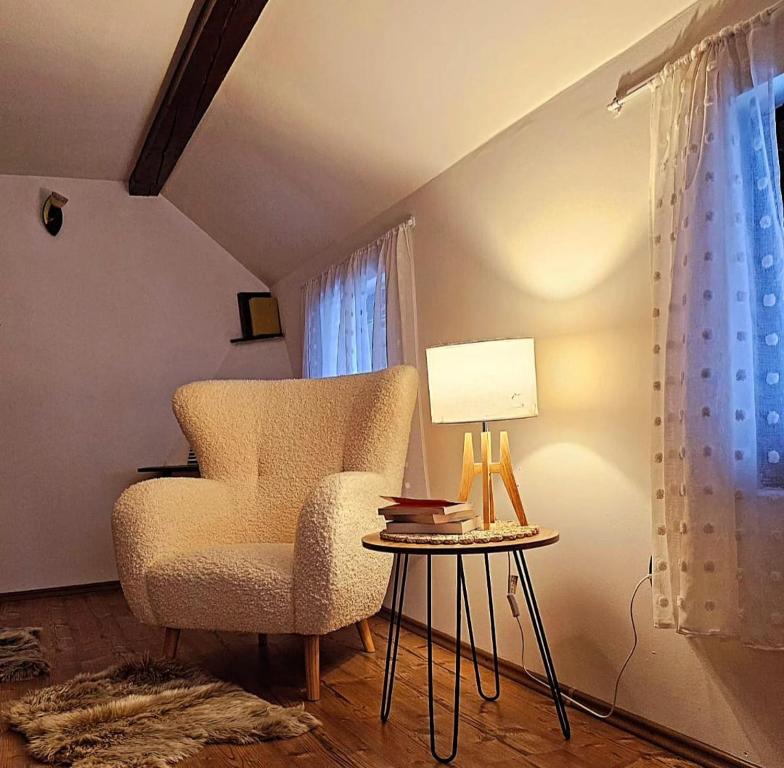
[0,0,193,180]
[2,0,695,284]
[164,0,694,284]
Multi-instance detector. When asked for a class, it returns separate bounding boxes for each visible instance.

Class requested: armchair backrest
[172,365,418,543]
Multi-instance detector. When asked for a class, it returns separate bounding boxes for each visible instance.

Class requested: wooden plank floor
[0,587,699,768]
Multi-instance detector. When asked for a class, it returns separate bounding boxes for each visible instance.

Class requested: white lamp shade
[426,338,538,424]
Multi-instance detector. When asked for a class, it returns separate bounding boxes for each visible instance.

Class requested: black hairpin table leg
[366,527,565,763]
[427,554,463,763]
[460,552,500,700]
[381,553,409,722]
[513,550,571,739]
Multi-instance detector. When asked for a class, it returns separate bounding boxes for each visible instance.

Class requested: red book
[379,496,473,517]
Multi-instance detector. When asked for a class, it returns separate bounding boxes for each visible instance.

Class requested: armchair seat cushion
[146,543,294,634]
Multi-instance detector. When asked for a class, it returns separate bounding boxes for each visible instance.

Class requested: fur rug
[0,627,50,682]
[3,657,320,768]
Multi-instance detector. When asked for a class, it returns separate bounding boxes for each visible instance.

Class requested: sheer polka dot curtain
[650,4,784,649]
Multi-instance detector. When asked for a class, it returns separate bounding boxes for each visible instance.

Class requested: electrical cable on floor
[506,552,652,720]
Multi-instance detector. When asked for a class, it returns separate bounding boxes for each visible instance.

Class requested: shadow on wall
[693,638,784,759]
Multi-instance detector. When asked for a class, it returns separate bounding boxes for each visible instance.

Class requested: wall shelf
[230,333,284,344]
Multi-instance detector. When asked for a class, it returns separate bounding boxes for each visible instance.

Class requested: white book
[385,517,480,535]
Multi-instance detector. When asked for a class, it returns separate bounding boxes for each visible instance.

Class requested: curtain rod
[607,74,657,114]
[607,1,783,115]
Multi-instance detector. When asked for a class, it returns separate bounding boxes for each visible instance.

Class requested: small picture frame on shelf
[231,292,283,343]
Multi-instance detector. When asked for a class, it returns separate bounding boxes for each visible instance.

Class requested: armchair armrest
[293,471,392,635]
[112,477,237,624]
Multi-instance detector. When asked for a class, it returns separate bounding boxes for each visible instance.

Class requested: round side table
[361,529,570,763]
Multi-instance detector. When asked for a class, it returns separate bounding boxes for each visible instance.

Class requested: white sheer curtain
[651,4,784,648]
[303,220,430,494]
[302,245,387,378]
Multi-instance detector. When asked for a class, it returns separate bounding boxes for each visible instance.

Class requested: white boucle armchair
[112,366,418,700]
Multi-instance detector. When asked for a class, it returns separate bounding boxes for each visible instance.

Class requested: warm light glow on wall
[493,205,647,301]
[426,338,538,424]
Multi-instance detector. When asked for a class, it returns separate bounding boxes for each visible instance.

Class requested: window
[302,246,388,378]
[778,104,784,195]
[301,219,417,386]
[743,86,784,487]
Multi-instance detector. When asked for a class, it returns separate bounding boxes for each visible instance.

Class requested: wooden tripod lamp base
[457,430,527,530]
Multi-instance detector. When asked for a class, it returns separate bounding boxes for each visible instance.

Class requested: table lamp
[425,338,538,530]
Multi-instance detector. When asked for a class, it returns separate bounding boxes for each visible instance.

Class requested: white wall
[273,1,784,764]
[0,175,292,593]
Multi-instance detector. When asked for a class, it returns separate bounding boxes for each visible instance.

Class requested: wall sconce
[42,191,68,236]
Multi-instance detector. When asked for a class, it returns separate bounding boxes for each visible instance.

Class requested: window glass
[742,83,784,487]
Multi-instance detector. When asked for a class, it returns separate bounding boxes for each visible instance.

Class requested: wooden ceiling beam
[129,0,269,196]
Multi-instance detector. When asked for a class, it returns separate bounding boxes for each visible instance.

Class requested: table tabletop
[361,527,559,555]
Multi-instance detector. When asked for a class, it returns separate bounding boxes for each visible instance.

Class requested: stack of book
[379,496,479,534]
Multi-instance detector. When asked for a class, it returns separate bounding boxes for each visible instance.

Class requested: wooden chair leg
[162,627,180,659]
[356,618,375,653]
[304,635,320,701]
